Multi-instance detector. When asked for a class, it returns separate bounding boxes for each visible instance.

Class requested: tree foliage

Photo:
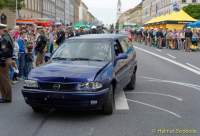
[0,0,6,9]
[183,4,200,20]
[0,0,24,10]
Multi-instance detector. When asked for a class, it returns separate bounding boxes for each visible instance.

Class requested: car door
[119,38,135,84]
[114,39,129,88]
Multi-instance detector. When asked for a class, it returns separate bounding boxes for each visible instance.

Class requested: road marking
[155,49,162,52]
[127,99,181,118]
[166,53,176,59]
[135,46,200,76]
[142,76,200,92]
[115,90,129,110]
[126,91,183,101]
[186,63,200,71]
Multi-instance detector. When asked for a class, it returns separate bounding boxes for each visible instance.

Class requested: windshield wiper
[52,57,67,60]
[70,58,104,61]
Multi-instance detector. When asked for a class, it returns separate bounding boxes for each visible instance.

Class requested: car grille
[38,82,77,91]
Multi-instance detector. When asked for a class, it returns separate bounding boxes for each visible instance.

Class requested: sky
[82,0,141,25]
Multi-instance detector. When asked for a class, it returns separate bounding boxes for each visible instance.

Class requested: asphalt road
[0,43,200,136]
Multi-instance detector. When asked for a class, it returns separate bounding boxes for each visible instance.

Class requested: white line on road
[126,91,183,101]
[186,63,200,71]
[127,99,181,118]
[166,53,176,59]
[155,49,162,52]
[115,90,129,110]
[135,46,200,76]
[142,76,200,92]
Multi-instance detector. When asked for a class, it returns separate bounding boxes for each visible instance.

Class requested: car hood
[29,61,109,83]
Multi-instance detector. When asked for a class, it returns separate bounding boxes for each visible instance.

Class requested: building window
[192,0,196,2]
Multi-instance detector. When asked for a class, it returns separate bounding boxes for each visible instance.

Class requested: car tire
[32,106,45,113]
[126,71,136,90]
[102,85,114,115]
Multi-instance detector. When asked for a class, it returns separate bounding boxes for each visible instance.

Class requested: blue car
[22,34,137,114]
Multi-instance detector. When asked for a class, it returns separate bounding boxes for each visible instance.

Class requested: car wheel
[32,106,45,113]
[103,85,114,115]
[126,72,136,90]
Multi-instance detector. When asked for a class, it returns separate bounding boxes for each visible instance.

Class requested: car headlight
[77,82,103,90]
[24,80,38,88]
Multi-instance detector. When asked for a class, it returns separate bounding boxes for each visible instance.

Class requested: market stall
[16,19,35,25]
[34,18,54,27]
[144,10,197,30]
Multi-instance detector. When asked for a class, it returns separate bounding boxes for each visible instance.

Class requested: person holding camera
[0,24,14,103]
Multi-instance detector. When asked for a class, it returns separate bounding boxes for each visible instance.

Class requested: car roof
[68,34,128,40]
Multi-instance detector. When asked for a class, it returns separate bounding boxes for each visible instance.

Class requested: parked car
[22,34,137,114]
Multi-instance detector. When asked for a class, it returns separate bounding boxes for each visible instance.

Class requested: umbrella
[187,20,200,28]
[194,21,200,27]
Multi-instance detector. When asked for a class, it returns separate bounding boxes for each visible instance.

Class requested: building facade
[79,1,88,22]
[55,0,65,23]
[74,0,81,23]
[65,0,70,24]
[41,0,56,19]
[20,0,42,19]
[87,11,95,23]
[0,0,81,28]
[142,0,200,24]
[117,2,142,25]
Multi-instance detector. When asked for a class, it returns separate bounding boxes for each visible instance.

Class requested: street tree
[6,0,25,10]
[0,0,6,9]
[183,4,200,20]
[0,0,24,10]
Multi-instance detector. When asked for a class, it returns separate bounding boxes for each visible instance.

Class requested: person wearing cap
[0,24,13,103]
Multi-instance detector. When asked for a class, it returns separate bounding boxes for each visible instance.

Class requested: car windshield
[52,40,112,61]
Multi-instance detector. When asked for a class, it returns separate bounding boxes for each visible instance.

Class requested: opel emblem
[53,84,61,90]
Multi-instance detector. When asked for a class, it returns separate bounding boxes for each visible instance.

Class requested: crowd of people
[0,23,104,103]
[129,28,200,52]
[1,23,200,103]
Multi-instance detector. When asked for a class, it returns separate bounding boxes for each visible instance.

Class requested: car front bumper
[22,88,110,110]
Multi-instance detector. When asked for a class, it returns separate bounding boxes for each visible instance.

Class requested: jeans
[18,53,25,78]
[24,61,33,80]
[49,43,54,54]
[9,66,14,80]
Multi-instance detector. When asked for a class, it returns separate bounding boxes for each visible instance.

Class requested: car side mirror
[115,53,128,62]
